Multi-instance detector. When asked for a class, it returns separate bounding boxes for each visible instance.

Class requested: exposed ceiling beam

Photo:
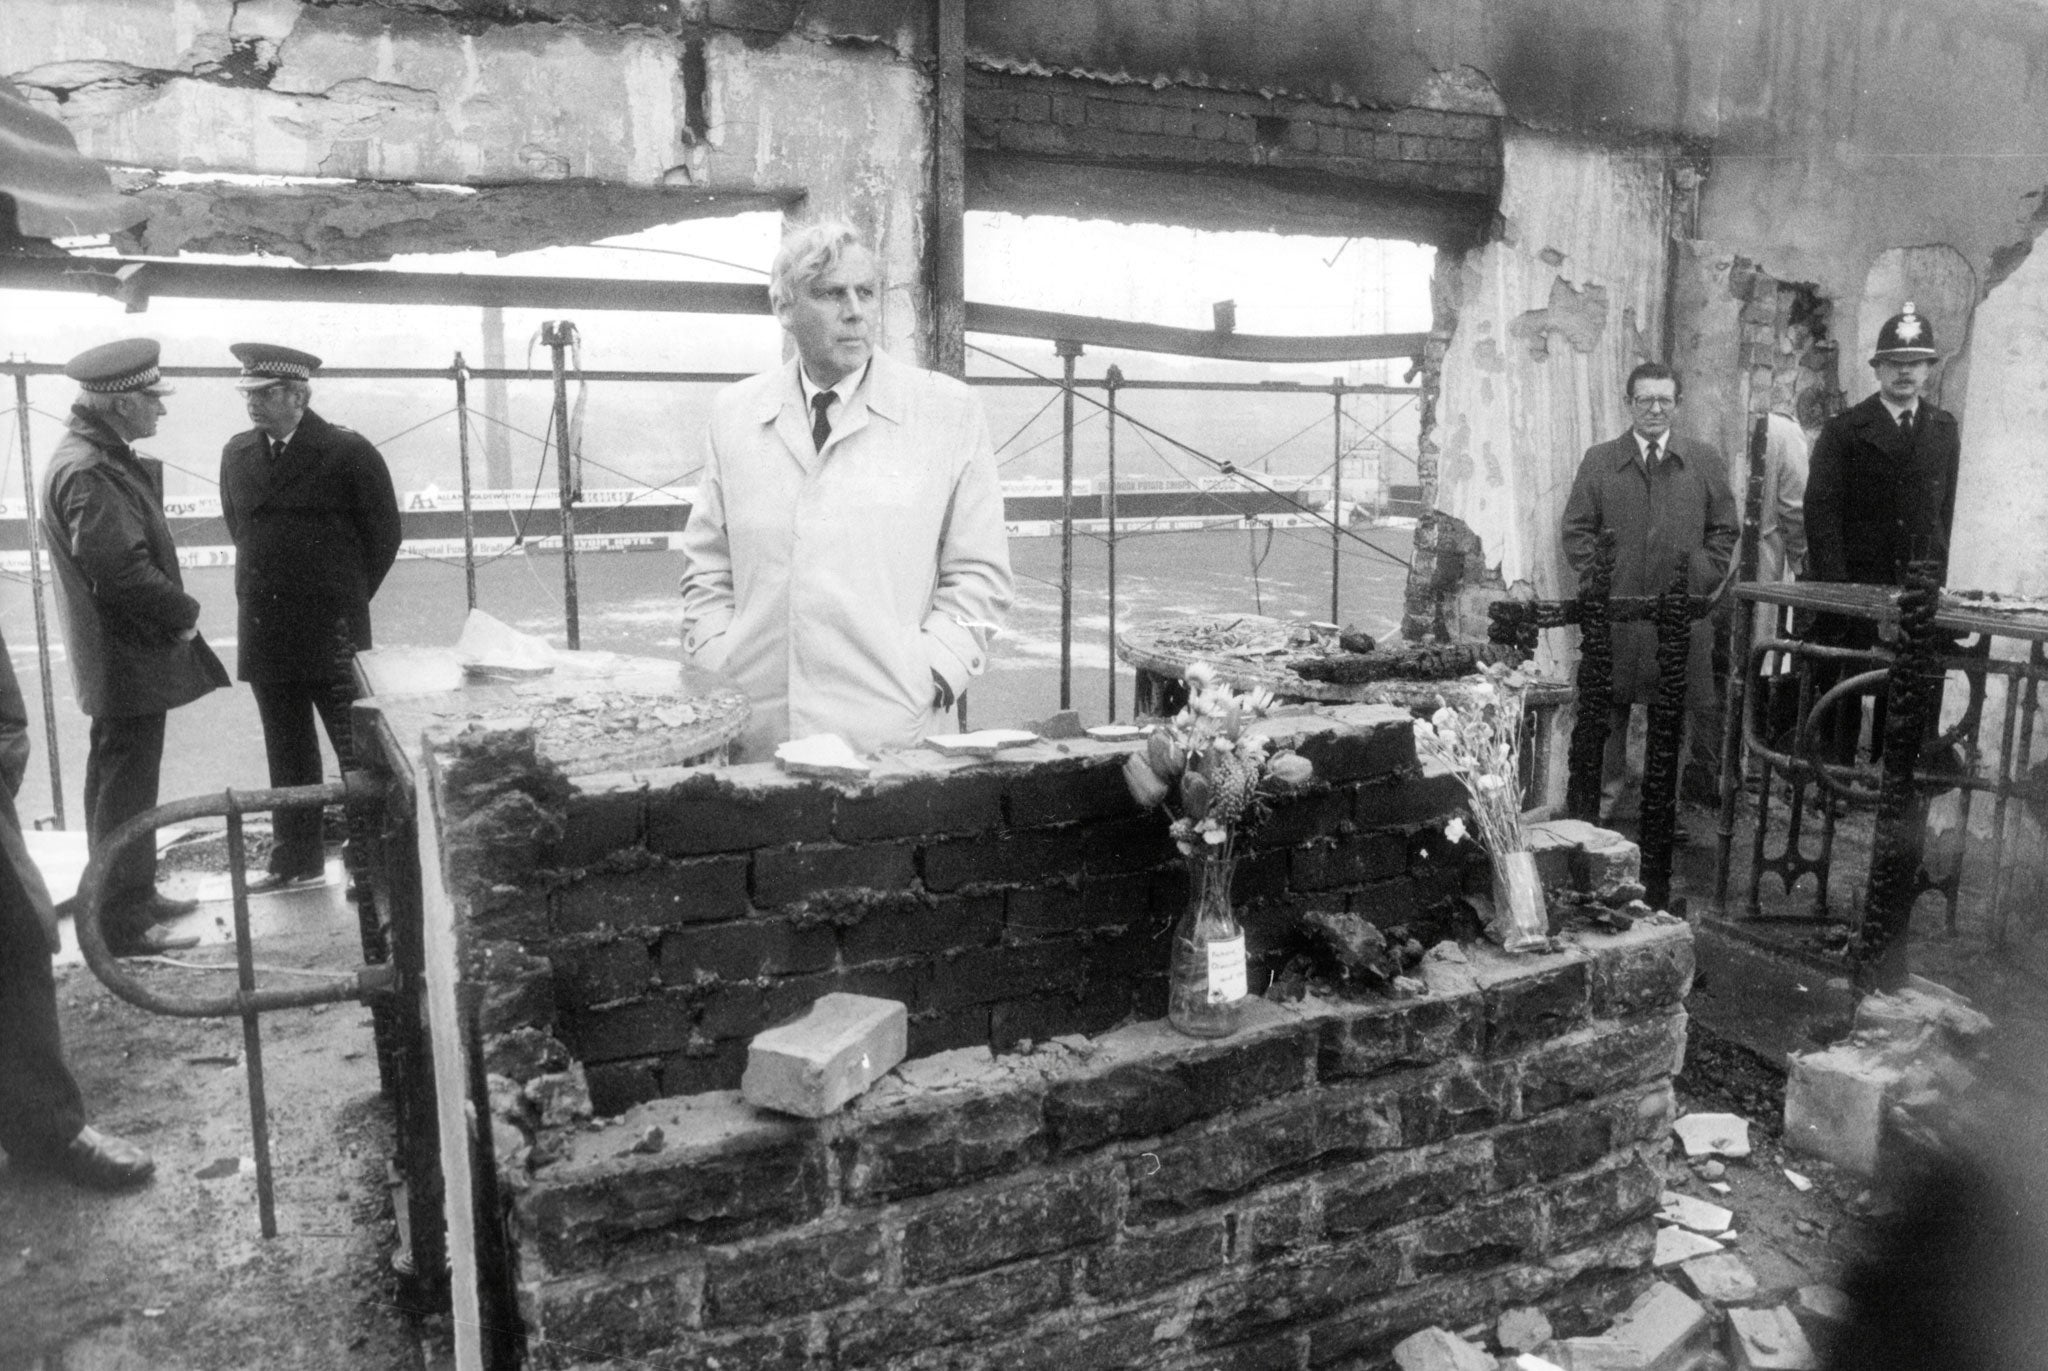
[0,253,1428,363]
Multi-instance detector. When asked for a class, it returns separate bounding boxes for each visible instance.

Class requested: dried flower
[1410,661,1531,854]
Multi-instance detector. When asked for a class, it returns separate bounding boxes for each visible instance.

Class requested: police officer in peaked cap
[41,338,229,958]
[1801,303,1963,767]
[219,343,401,893]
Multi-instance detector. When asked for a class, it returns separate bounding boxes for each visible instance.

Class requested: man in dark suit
[0,623,156,1189]
[1561,362,1739,825]
[1802,303,1961,764]
[219,344,401,891]
[43,339,230,957]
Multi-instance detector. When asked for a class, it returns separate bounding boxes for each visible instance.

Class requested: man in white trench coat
[680,221,1015,757]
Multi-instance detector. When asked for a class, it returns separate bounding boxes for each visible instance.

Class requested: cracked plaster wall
[8,1,934,355]
[1432,129,1674,665]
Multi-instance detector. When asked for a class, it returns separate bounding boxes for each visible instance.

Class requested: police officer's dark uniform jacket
[1804,392,1960,596]
[44,408,229,716]
[220,408,402,684]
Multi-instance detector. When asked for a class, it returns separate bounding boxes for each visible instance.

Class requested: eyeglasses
[1630,395,1678,411]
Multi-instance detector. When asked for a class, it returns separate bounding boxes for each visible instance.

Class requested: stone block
[1292,832,1407,890]
[560,777,649,867]
[830,1256,1069,1366]
[752,841,917,908]
[1498,1306,1554,1352]
[703,1223,884,1323]
[1546,1155,1664,1248]
[1679,1251,1759,1305]
[1316,990,1483,1081]
[1476,949,1591,1055]
[1591,926,1695,1019]
[554,855,750,933]
[660,917,837,983]
[836,1088,1048,1203]
[1281,708,1418,783]
[1128,1095,1320,1219]
[1005,753,1142,827]
[1658,1190,1734,1235]
[1608,1281,1712,1371]
[1792,1284,1848,1327]
[900,1165,1120,1283]
[834,762,1006,840]
[646,766,833,855]
[841,891,1003,963]
[1083,1214,1229,1300]
[552,935,655,1006]
[1784,1042,1906,1174]
[1654,1226,1724,1267]
[1392,1325,1495,1371]
[1726,1306,1816,1371]
[1407,1191,1541,1276]
[1320,1138,1490,1236]
[1494,1109,1616,1187]
[924,940,1082,1011]
[559,994,693,1064]
[1671,1110,1753,1160]
[516,1094,830,1273]
[921,829,1078,891]
[1543,1337,1642,1371]
[524,1263,696,1363]
[740,992,908,1118]
[1044,1023,1310,1154]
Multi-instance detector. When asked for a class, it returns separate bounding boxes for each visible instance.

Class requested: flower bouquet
[1410,661,1549,953]
[1123,662,1315,1037]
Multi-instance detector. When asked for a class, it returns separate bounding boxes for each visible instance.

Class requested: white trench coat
[680,350,1014,757]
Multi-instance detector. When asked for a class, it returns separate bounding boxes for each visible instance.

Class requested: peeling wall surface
[1953,245,2048,599]
[1431,132,1674,608]
[7,1,934,352]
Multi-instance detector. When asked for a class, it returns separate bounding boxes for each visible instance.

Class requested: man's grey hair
[75,389,127,416]
[769,220,868,312]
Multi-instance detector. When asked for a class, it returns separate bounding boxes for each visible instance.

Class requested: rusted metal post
[451,354,479,610]
[1330,379,1344,625]
[541,321,581,649]
[1858,561,1943,991]
[11,371,64,826]
[1055,339,1082,710]
[930,0,967,379]
[1105,364,1122,722]
[1640,560,1695,909]
[224,803,279,1238]
[1715,414,1771,909]
[1568,532,1618,821]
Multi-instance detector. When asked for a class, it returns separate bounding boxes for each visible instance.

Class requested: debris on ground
[1391,1324,1496,1371]
[1674,1111,1754,1159]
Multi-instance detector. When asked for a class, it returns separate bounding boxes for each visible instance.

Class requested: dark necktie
[270,435,287,461]
[1898,408,1915,440]
[810,391,835,452]
[1645,438,1661,468]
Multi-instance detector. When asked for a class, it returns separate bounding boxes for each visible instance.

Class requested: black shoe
[47,1126,156,1191]
[144,892,200,922]
[245,868,325,895]
[104,923,201,958]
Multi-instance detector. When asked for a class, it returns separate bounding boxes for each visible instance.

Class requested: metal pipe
[542,321,582,649]
[224,805,278,1238]
[1055,340,1082,710]
[74,782,394,1019]
[1715,415,1770,911]
[11,371,64,826]
[451,354,479,610]
[1330,379,1343,625]
[1105,364,1122,723]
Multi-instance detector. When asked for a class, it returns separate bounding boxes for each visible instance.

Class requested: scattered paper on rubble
[776,734,871,779]
[925,729,1040,758]
[1659,1189,1735,1235]
[1654,1225,1725,1267]
[1673,1111,1753,1158]
[1783,1168,1813,1192]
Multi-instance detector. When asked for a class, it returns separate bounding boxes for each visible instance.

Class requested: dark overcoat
[1560,432,1739,706]
[1804,392,1960,589]
[42,409,230,718]
[219,409,402,683]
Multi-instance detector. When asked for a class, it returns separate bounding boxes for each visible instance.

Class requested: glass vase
[1168,852,1248,1038]
[1487,848,1550,953]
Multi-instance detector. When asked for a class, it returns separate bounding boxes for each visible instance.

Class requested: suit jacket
[220,408,402,683]
[1754,412,1810,645]
[680,350,1015,756]
[1804,391,1959,588]
[43,408,229,717]
[1561,430,1738,706]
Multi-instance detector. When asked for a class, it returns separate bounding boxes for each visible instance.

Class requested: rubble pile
[1391,1108,1856,1371]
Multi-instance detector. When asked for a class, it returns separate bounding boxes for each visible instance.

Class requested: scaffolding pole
[541,321,582,649]
[1056,340,1083,711]
[1330,379,1344,626]
[451,355,479,610]
[12,372,64,827]
[1105,364,1122,723]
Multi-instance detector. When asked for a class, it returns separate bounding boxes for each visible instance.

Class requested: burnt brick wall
[437,704,1479,1116]
[509,923,1693,1371]
[967,69,1503,208]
